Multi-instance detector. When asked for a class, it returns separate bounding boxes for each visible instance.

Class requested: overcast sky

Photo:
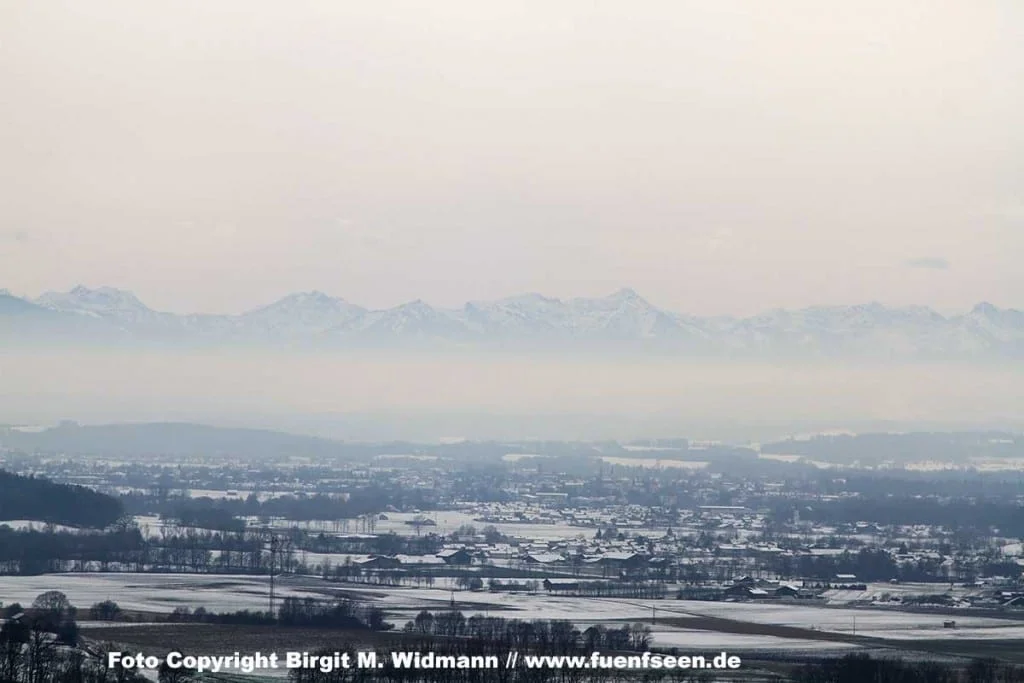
[2,1,1021,316]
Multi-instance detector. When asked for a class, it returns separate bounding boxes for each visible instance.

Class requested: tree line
[773,497,1024,538]
[0,524,439,576]
[120,482,437,524]
[0,470,123,529]
[792,653,1024,683]
[402,612,653,653]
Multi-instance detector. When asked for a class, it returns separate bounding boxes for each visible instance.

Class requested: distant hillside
[0,422,352,459]
[0,422,569,461]
[0,470,123,528]
[761,431,1024,465]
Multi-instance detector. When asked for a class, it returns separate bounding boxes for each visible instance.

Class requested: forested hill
[761,431,1024,465]
[0,470,123,528]
[0,422,350,459]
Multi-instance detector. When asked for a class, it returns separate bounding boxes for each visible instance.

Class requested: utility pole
[269,535,278,620]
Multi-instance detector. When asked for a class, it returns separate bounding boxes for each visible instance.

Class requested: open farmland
[0,573,323,614]
[8,573,1023,659]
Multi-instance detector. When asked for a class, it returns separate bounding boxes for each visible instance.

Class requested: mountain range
[2,285,1022,358]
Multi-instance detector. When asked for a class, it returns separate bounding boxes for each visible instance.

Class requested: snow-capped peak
[352,299,467,338]
[971,302,999,316]
[249,291,357,313]
[574,288,656,312]
[239,290,365,336]
[37,285,150,314]
[607,287,643,302]
[286,290,334,303]
[389,299,437,316]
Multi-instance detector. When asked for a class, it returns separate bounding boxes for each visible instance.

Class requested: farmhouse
[591,552,646,571]
[542,578,580,592]
[724,584,771,600]
[437,549,473,565]
[394,554,447,567]
[353,556,400,570]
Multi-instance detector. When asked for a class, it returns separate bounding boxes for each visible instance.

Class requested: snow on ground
[600,457,709,470]
[333,584,655,620]
[357,511,602,541]
[0,520,80,533]
[857,625,1024,641]
[326,583,1024,646]
[662,600,1016,634]
[0,574,324,613]
[822,581,981,605]
[74,621,190,629]
[340,584,1024,640]
[186,490,288,501]
[6,575,1022,652]
[649,629,857,651]
[133,508,662,542]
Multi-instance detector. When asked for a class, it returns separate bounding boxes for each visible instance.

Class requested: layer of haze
[1,352,1022,441]
[3,3,1021,441]
[2,1,1023,316]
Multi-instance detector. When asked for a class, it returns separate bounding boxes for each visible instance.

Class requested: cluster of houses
[315,502,1024,613]
[345,548,474,570]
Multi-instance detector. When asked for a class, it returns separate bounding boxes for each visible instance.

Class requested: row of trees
[0,522,449,576]
[402,611,652,653]
[757,547,1008,584]
[121,483,438,524]
[164,596,387,630]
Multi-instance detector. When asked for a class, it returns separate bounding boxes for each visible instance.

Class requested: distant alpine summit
[1,286,1022,358]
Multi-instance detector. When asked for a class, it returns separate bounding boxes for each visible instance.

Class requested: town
[3,428,1024,681]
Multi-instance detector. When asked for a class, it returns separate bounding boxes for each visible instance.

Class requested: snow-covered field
[856,625,1024,641]
[326,585,854,651]
[0,574,325,613]
[5,574,1022,653]
[348,511,606,541]
[319,582,1024,647]
[664,600,1015,634]
[649,629,854,651]
[133,508,675,542]
[822,582,974,604]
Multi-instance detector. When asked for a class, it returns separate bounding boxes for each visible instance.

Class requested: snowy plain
[4,574,1023,653]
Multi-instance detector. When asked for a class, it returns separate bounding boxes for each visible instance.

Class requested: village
[5,440,1024,617]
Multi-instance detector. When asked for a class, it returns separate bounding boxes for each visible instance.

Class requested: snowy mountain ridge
[2,285,1022,357]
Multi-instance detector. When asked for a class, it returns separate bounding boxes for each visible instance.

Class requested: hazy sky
[2,352,1022,439]
[2,1,1022,316]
